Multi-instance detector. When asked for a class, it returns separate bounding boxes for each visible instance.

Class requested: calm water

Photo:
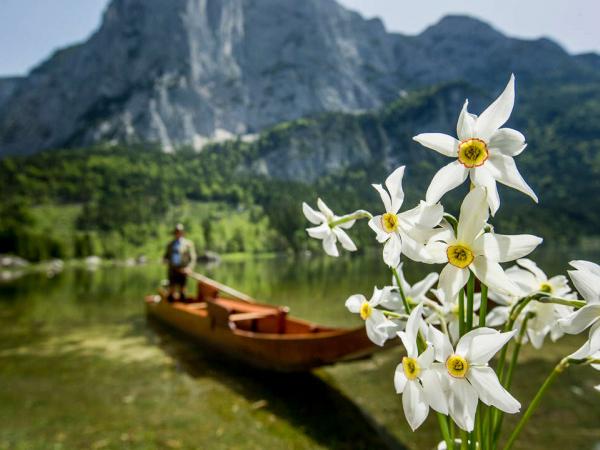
[1,249,599,449]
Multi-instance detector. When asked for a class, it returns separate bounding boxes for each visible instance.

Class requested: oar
[188,272,256,303]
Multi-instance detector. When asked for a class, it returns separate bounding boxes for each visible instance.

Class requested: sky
[1,0,599,77]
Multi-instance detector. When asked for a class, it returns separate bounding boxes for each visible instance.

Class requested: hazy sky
[1,0,599,76]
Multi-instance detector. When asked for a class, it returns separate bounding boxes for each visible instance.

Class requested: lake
[1,248,599,450]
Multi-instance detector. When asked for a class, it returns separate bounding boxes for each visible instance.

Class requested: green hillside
[1,81,599,261]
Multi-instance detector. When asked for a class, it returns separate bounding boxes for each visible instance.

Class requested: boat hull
[145,296,380,372]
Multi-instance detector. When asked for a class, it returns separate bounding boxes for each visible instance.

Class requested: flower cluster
[302,75,599,449]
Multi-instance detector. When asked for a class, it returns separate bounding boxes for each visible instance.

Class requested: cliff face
[0,0,598,156]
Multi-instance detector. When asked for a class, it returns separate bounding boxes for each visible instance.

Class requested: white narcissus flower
[303,198,357,257]
[413,74,537,215]
[394,304,448,430]
[345,288,397,346]
[428,325,521,431]
[487,259,575,348]
[424,187,542,300]
[369,166,443,267]
[558,260,600,365]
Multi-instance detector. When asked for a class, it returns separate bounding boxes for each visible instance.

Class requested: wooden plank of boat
[145,274,387,371]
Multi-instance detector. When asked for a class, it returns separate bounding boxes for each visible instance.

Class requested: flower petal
[571,260,600,277]
[302,202,325,225]
[471,257,521,296]
[426,161,468,204]
[568,261,600,304]
[468,366,520,413]
[368,216,389,244]
[457,99,476,141]
[516,258,548,282]
[448,378,478,432]
[345,294,365,314]
[558,305,600,334]
[394,364,408,393]
[400,201,444,229]
[366,311,390,347]
[428,324,454,362]
[417,344,435,368]
[478,233,543,263]
[488,128,526,157]
[439,264,469,301]
[399,233,431,263]
[456,327,499,358]
[568,321,600,359]
[421,364,449,414]
[487,153,538,203]
[399,304,423,358]
[409,272,439,300]
[317,198,334,219]
[424,241,450,264]
[322,232,339,257]
[470,167,500,216]
[306,223,330,240]
[476,74,515,141]
[486,306,510,327]
[467,329,517,364]
[413,133,459,157]
[372,183,392,213]
[385,166,406,213]
[403,380,430,431]
[333,228,357,252]
[457,187,489,244]
[383,233,402,268]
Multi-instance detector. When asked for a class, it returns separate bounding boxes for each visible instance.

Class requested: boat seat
[229,311,274,322]
[197,282,219,302]
[228,307,289,334]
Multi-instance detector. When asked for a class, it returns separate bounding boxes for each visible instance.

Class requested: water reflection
[1,249,599,449]
[147,318,404,449]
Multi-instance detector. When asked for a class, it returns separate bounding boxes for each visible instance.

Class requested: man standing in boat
[163,224,197,302]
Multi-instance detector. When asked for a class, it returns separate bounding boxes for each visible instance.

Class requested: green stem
[466,271,475,331]
[491,297,531,442]
[534,297,586,308]
[502,359,569,450]
[493,313,532,443]
[328,210,372,228]
[382,310,408,319]
[444,213,459,234]
[479,284,488,327]
[391,267,411,314]
[458,288,466,337]
[504,313,532,389]
[437,413,453,450]
[460,430,469,450]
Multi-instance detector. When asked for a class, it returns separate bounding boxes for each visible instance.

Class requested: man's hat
[174,223,185,232]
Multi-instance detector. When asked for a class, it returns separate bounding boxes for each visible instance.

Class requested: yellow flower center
[381,212,399,233]
[402,356,421,380]
[458,138,489,168]
[360,301,372,320]
[447,244,475,269]
[540,283,553,293]
[446,354,469,378]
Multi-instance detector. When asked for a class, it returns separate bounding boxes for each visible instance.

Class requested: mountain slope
[0,1,598,156]
[2,80,599,262]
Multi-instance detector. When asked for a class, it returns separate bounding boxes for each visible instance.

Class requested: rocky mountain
[0,0,599,156]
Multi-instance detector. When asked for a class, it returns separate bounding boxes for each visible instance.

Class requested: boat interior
[166,281,330,335]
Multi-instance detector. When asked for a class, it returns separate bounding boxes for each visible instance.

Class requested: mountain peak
[0,3,598,156]
[421,14,503,39]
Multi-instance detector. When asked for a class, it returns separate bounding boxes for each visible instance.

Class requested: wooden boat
[145,273,381,371]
